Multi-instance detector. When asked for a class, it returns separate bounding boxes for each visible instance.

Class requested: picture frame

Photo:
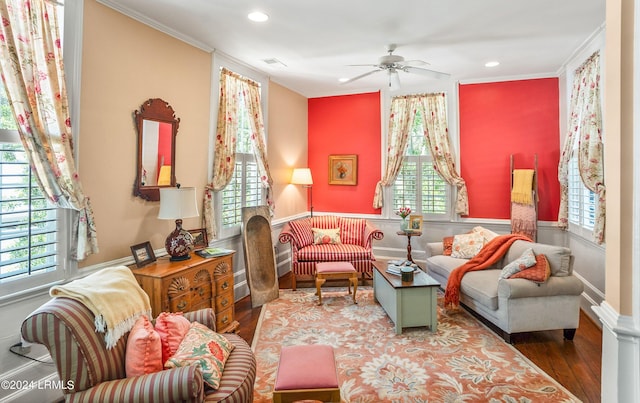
[188,228,209,250]
[328,154,358,185]
[408,215,423,232]
[130,241,156,268]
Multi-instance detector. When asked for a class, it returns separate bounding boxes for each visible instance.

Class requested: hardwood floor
[234,273,602,403]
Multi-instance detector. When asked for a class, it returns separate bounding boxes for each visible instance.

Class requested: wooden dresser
[130,252,239,333]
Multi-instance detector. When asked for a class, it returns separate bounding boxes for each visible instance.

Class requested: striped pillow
[339,218,365,245]
[289,218,314,248]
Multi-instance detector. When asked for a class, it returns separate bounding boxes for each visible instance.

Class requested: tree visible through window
[393,109,449,217]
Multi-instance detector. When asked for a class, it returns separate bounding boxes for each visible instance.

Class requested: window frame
[210,55,269,239]
[388,105,453,221]
[0,0,80,299]
[567,149,598,240]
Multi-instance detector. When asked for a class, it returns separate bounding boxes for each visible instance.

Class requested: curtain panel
[374,93,468,216]
[0,0,98,260]
[204,68,273,239]
[557,51,605,244]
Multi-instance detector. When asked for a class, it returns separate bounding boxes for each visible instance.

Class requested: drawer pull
[177,301,187,310]
[221,298,229,307]
[221,316,229,324]
[198,288,205,296]
[221,281,229,290]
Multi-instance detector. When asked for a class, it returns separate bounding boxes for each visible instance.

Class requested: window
[0,0,73,295]
[220,89,263,231]
[392,109,450,218]
[567,152,596,234]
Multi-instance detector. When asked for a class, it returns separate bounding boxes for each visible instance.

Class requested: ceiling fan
[343,44,450,90]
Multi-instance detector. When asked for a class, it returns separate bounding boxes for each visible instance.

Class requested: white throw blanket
[50,266,152,349]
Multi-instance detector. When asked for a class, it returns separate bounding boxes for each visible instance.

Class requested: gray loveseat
[425,238,584,343]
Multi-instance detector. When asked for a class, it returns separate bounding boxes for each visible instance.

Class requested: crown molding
[95,0,214,52]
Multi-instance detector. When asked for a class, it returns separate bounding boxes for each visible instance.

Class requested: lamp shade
[158,187,199,219]
[291,168,313,185]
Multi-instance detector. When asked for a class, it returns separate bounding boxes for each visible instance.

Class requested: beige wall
[79,1,212,267]
[604,0,634,315]
[267,82,309,219]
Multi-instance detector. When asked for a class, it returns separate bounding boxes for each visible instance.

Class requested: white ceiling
[97,0,606,98]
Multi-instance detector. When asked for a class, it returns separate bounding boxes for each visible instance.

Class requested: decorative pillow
[339,218,365,245]
[451,232,485,259]
[155,312,191,364]
[125,315,162,377]
[499,248,537,279]
[289,218,314,248]
[165,322,235,389]
[312,227,341,245]
[442,236,454,256]
[510,254,551,283]
[471,226,499,243]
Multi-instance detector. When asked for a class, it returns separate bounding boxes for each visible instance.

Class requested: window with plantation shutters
[567,153,596,233]
[220,83,264,230]
[392,109,450,219]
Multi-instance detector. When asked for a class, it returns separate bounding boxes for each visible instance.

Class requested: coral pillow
[442,236,454,256]
[499,248,536,279]
[165,322,235,389]
[312,228,341,245]
[155,312,191,364]
[510,254,551,283]
[451,232,485,259]
[125,315,162,377]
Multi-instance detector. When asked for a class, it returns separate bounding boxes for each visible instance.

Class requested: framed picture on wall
[328,154,358,185]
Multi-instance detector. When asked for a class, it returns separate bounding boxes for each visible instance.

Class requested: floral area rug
[251,287,580,402]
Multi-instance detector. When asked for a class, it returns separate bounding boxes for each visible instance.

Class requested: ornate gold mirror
[133,98,180,201]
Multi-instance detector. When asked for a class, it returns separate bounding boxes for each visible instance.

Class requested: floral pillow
[451,232,485,259]
[165,322,235,389]
[499,248,536,279]
[312,227,341,245]
[510,253,551,283]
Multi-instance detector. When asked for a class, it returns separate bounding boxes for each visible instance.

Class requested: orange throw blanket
[444,234,532,308]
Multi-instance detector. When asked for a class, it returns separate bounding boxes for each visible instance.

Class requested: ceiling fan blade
[403,66,450,80]
[341,69,381,84]
[398,59,429,67]
[389,70,401,91]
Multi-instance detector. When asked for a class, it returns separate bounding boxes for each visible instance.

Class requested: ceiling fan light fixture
[389,70,401,91]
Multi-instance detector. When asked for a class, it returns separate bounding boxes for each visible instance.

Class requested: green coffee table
[372,259,440,334]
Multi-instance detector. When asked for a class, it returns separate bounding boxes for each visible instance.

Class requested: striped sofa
[279,216,384,290]
[21,298,256,403]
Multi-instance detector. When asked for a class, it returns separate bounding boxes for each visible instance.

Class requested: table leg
[316,276,326,305]
[350,275,358,304]
[406,234,413,262]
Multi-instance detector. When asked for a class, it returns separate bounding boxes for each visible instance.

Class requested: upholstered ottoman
[315,261,358,305]
[272,344,340,403]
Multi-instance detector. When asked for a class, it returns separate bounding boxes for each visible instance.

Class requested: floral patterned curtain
[0,0,98,260]
[558,51,605,244]
[417,93,468,215]
[374,93,468,216]
[204,68,273,239]
[373,96,414,208]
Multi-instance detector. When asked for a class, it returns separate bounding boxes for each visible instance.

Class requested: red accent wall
[308,92,381,214]
[458,78,560,221]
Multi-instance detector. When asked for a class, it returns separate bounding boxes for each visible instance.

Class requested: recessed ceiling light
[248,11,269,22]
[485,61,500,68]
[338,78,349,83]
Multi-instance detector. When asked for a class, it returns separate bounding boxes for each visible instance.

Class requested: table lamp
[158,185,199,261]
[291,168,313,217]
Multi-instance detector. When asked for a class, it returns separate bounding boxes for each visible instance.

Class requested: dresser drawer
[215,307,234,331]
[215,275,233,295]
[169,293,191,312]
[215,291,233,312]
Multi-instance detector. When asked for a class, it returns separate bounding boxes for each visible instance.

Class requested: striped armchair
[21,298,256,403]
[279,216,384,290]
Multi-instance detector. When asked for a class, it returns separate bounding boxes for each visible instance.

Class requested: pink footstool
[315,261,358,305]
[272,344,340,403]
